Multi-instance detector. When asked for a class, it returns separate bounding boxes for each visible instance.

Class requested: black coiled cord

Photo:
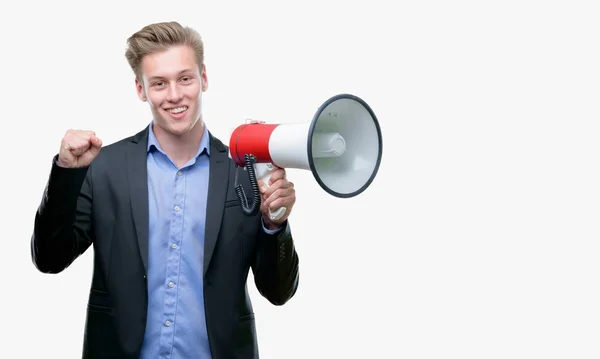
[235,154,261,216]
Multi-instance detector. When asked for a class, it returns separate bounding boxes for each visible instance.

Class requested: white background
[1,0,599,358]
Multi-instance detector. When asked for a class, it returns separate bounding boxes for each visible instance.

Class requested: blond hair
[125,21,205,81]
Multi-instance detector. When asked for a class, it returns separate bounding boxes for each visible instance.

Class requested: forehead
[140,45,200,79]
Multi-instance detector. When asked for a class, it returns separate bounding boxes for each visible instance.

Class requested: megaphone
[229,93,383,220]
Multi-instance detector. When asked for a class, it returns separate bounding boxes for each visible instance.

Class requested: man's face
[136,44,208,137]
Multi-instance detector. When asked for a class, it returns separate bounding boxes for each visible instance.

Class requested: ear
[201,65,209,92]
[135,78,147,102]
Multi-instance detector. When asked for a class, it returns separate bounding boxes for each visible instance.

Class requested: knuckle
[272,180,283,189]
[267,184,279,195]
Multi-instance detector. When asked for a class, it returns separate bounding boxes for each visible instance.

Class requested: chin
[168,123,194,136]
[154,119,188,136]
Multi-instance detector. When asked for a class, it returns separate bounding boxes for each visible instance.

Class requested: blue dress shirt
[139,122,279,359]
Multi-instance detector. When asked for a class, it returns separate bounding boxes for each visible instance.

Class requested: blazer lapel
[127,127,150,275]
[203,132,230,276]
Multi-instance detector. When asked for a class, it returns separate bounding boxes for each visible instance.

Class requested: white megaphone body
[228,93,383,220]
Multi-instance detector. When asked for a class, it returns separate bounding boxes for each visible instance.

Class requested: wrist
[262,215,283,231]
[56,158,69,168]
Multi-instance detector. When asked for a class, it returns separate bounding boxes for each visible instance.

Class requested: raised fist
[57,130,103,168]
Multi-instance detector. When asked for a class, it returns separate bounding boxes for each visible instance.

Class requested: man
[31,21,300,359]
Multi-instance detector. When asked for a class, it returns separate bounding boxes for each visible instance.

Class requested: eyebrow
[147,69,196,82]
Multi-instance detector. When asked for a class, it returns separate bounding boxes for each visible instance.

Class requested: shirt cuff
[261,217,284,235]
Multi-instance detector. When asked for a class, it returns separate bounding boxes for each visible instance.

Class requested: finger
[65,129,95,140]
[247,118,265,124]
[257,180,267,195]
[259,176,293,196]
[75,131,94,143]
[64,133,89,148]
[73,131,99,147]
[71,134,94,149]
[90,134,103,148]
[260,198,288,221]
[259,197,270,215]
[65,137,93,156]
[267,194,295,212]
[263,179,294,198]
[259,193,274,217]
[62,138,88,152]
[263,187,295,208]
[268,168,286,185]
[62,141,73,151]
[70,145,91,157]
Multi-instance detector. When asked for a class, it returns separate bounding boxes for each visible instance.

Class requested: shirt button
[168,282,175,288]
[177,171,183,176]
[165,320,171,327]
[174,205,180,212]
[171,243,177,249]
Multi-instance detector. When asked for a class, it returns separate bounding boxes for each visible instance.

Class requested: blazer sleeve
[251,219,300,306]
[30,155,94,274]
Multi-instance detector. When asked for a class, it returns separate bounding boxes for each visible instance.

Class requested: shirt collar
[147,121,211,158]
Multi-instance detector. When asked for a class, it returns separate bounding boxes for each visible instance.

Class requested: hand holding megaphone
[256,164,295,225]
[229,93,383,220]
[241,119,292,223]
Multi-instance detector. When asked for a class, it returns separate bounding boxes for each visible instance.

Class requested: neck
[153,120,205,168]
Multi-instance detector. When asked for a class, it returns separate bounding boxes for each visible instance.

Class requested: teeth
[167,106,187,114]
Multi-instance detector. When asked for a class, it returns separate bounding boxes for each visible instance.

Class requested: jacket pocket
[88,288,111,313]
[225,199,241,208]
[238,312,255,323]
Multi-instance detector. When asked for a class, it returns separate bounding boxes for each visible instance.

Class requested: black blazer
[31,126,300,359]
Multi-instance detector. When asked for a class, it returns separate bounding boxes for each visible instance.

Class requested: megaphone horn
[229,93,383,220]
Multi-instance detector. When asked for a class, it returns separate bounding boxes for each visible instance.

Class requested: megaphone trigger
[253,162,287,221]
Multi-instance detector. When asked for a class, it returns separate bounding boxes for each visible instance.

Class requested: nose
[166,83,183,103]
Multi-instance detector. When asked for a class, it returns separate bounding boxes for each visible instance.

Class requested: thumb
[257,180,268,194]
[88,135,102,156]
[90,134,103,148]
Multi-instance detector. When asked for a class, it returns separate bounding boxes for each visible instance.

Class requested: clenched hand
[57,129,103,168]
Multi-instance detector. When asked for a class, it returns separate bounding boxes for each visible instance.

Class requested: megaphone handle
[253,162,287,221]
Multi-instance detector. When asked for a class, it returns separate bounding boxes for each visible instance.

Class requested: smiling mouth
[166,106,188,114]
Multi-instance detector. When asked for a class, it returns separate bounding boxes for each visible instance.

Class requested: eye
[153,81,165,87]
